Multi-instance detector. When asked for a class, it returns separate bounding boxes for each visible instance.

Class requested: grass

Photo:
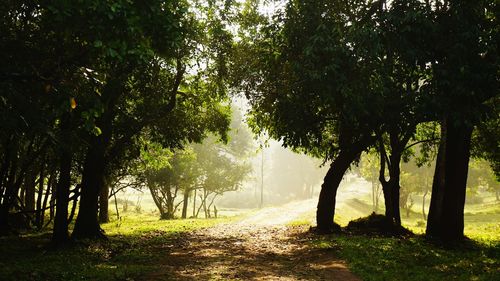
[0,212,236,281]
[312,235,499,281]
[297,200,500,281]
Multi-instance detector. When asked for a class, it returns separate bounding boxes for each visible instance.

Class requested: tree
[192,133,252,218]
[234,0,443,231]
[426,0,499,242]
[144,146,195,219]
[140,120,252,220]
[71,0,237,240]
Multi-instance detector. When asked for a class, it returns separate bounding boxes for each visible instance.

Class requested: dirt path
[143,200,361,281]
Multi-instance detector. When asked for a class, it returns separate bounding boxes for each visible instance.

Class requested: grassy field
[312,234,499,281]
[301,199,500,281]
[1,196,498,281]
[0,213,235,281]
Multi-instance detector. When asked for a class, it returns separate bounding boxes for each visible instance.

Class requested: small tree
[195,142,250,217]
[143,146,197,219]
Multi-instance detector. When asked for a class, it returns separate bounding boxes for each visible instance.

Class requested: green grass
[312,235,499,281]
[296,201,500,281]
[0,213,234,281]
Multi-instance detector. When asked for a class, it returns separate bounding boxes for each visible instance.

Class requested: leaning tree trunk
[316,148,360,232]
[426,118,473,242]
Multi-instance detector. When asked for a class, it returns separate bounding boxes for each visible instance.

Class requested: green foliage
[138,106,253,219]
[234,0,389,160]
[471,98,500,180]
[467,159,499,201]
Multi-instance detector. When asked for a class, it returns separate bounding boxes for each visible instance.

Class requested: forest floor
[142,199,361,281]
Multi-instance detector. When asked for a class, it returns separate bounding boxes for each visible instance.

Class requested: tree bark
[52,112,73,245]
[316,148,360,232]
[71,138,107,240]
[426,118,473,242]
[52,146,72,245]
[24,169,36,215]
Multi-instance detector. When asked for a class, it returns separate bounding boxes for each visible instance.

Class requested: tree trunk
[68,191,78,224]
[379,145,394,222]
[379,132,406,226]
[316,148,359,232]
[52,145,72,245]
[0,205,9,236]
[426,118,473,242]
[192,189,197,217]
[71,139,107,240]
[49,175,56,221]
[99,177,110,223]
[203,191,208,218]
[52,112,73,245]
[422,190,428,221]
[35,164,45,229]
[181,189,189,219]
[390,153,402,225]
[24,169,36,215]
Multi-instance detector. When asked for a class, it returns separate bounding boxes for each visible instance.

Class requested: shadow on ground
[143,224,360,281]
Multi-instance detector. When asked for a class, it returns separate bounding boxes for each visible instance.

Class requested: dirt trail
[143,200,361,281]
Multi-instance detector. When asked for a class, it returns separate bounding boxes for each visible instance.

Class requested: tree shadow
[145,225,360,281]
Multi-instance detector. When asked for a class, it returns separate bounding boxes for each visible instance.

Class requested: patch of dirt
[141,200,361,281]
[143,224,360,281]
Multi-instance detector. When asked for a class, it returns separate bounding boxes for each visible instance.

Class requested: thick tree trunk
[24,170,36,215]
[0,205,9,236]
[52,146,72,245]
[426,118,472,242]
[71,140,107,240]
[52,112,73,245]
[316,149,359,232]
